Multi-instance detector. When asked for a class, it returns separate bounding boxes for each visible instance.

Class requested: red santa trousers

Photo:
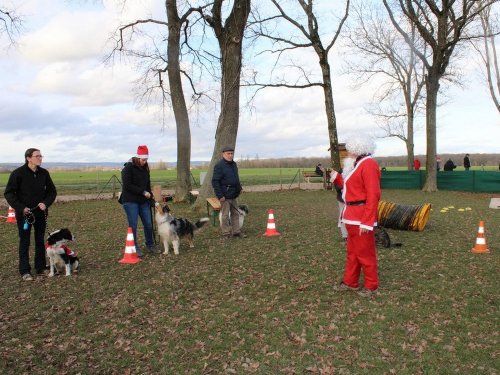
[343,224,379,290]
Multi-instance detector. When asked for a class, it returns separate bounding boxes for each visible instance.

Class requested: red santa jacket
[330,156,381,230]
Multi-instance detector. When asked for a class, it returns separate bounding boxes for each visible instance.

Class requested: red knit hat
[136,145,149,159]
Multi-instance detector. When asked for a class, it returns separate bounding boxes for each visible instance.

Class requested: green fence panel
[381,171,500,192]
[438,171,500,192]
[380,171,424,189]
[437,171,474,191]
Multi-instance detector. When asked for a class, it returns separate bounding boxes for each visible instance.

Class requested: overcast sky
[0,0,498,164]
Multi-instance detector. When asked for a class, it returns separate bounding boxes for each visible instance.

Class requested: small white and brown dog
[46,228,80,277]
[219,203,249,231]
[154,202,209,255]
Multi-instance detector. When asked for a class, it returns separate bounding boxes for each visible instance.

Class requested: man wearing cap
[212,145,246,238]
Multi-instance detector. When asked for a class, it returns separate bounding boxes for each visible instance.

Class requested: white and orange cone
[6,206,16,223]
[471,220,489,254]
[119,227,141,264]
[263,209,280,236]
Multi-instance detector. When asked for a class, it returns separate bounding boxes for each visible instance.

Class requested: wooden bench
[302,170,332,190]
[302,171,324,183]
[206,197,221,226]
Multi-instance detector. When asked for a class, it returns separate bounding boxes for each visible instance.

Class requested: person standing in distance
[463,154,471,171]
[120,145,156,256]
[330,135,381,297]
[4,148,57,281]
[212,145,246,238]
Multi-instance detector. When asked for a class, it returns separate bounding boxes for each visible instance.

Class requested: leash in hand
[23,206,51,235]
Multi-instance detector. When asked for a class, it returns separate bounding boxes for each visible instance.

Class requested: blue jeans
[122,202,154,249]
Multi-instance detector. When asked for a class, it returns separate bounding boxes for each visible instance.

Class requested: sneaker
[135,248,144,257]
[358,288,378,297]
[233,233,248,238]
[22,273,34,281]
[333,282,358,291]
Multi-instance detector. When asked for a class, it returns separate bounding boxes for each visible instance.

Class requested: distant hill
[0,161,210,172]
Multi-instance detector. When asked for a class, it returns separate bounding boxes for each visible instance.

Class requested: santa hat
[136,145,149,159]
[345,134,375,156]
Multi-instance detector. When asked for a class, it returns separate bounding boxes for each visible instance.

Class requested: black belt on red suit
[346,200,366,206]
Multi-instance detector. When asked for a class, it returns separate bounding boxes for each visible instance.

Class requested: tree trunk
[195,0,251,211]
[166,0,191,202]
[321,60,341,170]
[406,100,415,170]
[422,72,439,192]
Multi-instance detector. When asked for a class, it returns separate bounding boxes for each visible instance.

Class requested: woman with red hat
[120,145,156,256]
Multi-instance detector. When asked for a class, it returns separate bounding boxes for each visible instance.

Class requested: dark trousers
[16,214,47,275]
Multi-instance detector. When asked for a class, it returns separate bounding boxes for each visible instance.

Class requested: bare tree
[383,0,499,191]
[195,0,251,208]
[474,6,500,114]
[107,1,251,206]
[247,0,350,170]
[346,2,427,170]
[1,6,22,46]
[108,1,209,202]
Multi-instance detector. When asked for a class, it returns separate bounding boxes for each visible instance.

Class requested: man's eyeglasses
[31,155,43,158]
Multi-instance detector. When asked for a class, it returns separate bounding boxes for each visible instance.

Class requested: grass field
[0,189,498,374]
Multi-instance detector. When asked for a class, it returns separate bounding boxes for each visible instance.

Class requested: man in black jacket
[4,148,57,281]
[463,154,471,171]
[212,145,245,238]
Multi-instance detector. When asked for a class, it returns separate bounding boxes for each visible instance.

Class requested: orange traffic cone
[6,206,16,223]
[263,209,280,236]
[119,227,142,264]
[471,221,489,253]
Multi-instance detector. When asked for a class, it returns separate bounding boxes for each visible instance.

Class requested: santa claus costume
[330,134,381,296]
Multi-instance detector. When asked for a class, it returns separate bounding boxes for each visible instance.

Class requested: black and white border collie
[46,228,79,277]
[219,203,249,231]
[154,203,209,255]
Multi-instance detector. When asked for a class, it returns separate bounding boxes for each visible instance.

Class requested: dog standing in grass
[154,203,209,255]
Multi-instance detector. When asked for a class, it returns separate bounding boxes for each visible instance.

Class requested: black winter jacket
[4,164,57,217]
[443,160,457,171]
[121,161,152,204]
[212,158,242,199]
